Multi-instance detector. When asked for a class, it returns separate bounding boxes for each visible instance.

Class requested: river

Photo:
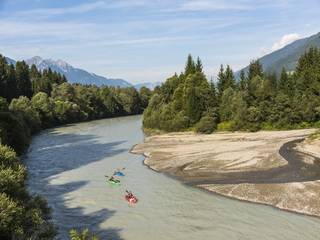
[25,115,320,240]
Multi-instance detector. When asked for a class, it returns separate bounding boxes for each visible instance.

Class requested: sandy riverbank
[132,129,320,216]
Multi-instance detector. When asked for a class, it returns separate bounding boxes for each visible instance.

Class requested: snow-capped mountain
[5,57,16,65]
[25,56,132,87]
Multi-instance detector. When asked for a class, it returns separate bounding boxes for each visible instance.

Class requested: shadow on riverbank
[187,139,320,186]
[25,129,127,239]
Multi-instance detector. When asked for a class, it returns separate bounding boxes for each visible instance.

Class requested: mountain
[5,57,16,65]
[238,32,320,76]
[24,56,132,87]
[134,81,162,90]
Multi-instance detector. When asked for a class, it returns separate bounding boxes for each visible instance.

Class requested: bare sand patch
[132,129,320,216]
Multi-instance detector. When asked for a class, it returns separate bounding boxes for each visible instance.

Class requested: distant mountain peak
[237,32,320,77]
[24,56,132,87]
[29,56,43,63]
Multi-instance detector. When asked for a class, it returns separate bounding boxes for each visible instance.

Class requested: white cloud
[17,1,107,16]
[271,33,300,51]
[16,0,149,18]
[180,0,252,11]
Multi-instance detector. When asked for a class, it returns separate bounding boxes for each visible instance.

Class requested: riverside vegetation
[143,47,320,133]
[0,55,152,239]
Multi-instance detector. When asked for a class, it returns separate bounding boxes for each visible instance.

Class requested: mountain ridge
[24,56,132,87]
[237,32,320,76]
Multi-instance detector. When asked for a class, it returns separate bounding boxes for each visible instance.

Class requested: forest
[143,47,320,133]
[0,55,151,239]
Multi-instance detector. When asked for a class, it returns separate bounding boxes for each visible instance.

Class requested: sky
[0,0,319,84]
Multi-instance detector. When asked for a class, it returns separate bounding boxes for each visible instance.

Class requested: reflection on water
[25,115,320,240]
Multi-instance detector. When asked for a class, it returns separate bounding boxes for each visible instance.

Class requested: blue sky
[0,0,319,83]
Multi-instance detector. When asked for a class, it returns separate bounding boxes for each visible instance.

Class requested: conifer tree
[248,60,263,80]
[195,57,203,73]
[15,61,32,97]
[185,54,196,76]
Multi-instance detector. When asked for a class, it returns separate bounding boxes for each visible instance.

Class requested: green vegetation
[308,130,320,140]
[69,229,99,240]
[144,48,320,133]
[0,54,152,239]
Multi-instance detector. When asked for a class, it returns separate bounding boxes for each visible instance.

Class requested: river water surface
[25,115,320,239]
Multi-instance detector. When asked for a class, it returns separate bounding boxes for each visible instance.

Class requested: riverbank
[131,129,320,217]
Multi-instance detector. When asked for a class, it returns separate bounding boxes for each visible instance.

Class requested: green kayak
[107,179,121,186]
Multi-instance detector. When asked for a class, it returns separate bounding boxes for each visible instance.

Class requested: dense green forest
[143,47,320,133]
[0,55,151,239]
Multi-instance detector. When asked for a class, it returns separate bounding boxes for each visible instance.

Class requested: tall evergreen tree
[217,64,225,98]
[278,68,289,92]
[225,65,236,89]
[195,57,203,73]
[185,54,196,76]
[248,60,263,80]
[239,69,247,91]
[6,64,18,101]
[0,55,8,99]
[15,61,32,98]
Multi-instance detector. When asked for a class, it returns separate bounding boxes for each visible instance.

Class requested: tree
[15,61,32,98]
[217,65,235,100]
[248,60,263,80]
[195,57,203,73]
[6,64,18,101]
[31,92,55,127]
[9,96,41,133]
[278,67,289,92]
[139,87,152,110]
[185,54,196,76]
[69,229,99,240]
[0,55,8,100]
[239,70,247,91]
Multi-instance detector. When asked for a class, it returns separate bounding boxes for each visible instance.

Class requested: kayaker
[109,176,118,182]
[126,190,133,198]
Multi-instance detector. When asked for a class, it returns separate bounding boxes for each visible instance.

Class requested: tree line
[0,55,152,239]
[143,47,320,133]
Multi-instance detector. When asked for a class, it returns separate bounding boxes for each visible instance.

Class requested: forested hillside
[0,55,152,239]
[143,48,320,133]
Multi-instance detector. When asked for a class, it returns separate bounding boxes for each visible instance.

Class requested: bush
[195,115,217,134]
[0,145,20,168]
[0,112,31,154]
[69,229,99,240]
[0,97,8,111]
[0,193,24,239]
[313,121,320,128]
[217,121,236,131]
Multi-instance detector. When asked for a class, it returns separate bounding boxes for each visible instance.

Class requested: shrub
[195,115,217,134]
[0,112,31,154]
[217,121,236,131]
[0,193,24,239]
[69,229,99,240]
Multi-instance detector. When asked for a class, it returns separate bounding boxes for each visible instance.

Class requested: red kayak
[125,194,138,204]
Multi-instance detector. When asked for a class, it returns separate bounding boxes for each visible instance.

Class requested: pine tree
[0,55,8,99]
[217,64,225,98]
[15,61,32,97]
[6,64,18,101]
[185,54,196,76]
[225,65,236,89]
[239,70,247,91]
[248,60,263,80]
[195,57,203,73]
[278,67,289,92]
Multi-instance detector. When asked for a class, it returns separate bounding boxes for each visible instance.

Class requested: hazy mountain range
[238,32,320,76]
[4,56,161,89]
